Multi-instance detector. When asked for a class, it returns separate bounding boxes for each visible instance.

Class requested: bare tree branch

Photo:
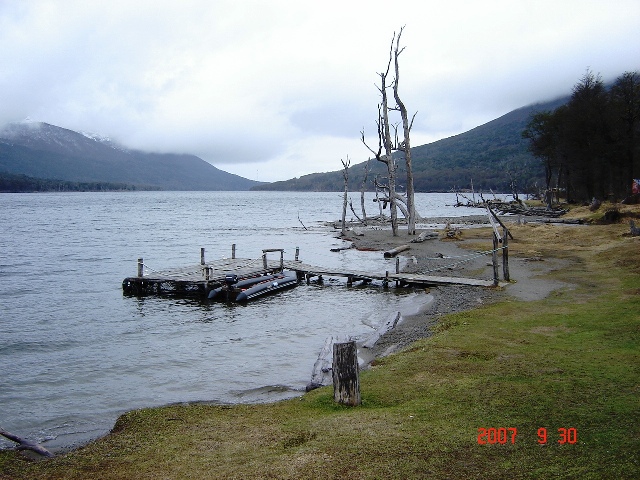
[409,111,418,131]
[0,426,55,458]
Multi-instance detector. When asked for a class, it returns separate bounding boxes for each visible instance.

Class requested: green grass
[2,223,639,479]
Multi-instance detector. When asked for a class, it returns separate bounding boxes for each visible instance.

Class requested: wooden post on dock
[384,271,389,289]
[200,248,205,266]
[261,248,285,271]
[332,340,361,406]
[137,258,144,277]
[395,257,400,287]
[502,227,510,281]
[232,244,236,260]
[295,247,300,262]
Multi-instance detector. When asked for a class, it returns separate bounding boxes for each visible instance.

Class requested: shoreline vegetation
[2,203,639,478]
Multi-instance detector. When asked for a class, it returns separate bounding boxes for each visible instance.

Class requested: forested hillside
[254,96,569,193]
[0,172,158,192]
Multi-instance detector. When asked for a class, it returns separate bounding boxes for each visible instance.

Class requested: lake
[0,191,487,451]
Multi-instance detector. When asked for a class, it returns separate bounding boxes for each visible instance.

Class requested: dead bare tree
[391,26,418,235]
[361,56,400,235]
[361,27,418,236]
[360,159,371,221]
[340,156,350,236]
[374,174,386,218]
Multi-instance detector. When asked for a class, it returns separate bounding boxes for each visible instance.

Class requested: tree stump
[332,341,361,406]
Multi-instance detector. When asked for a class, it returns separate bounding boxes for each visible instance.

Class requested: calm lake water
[0,191,486,451]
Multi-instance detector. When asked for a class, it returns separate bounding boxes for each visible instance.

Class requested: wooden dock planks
[122,257,506,297]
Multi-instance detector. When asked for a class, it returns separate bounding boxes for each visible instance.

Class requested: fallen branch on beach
[383,245,411,258]
[330,243,354,252]
[453,191,568,218]
[0,426,55,458]
[410,231,438,243]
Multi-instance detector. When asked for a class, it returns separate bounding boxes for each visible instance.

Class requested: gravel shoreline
[361,284,505,361]
[339,217,569,363]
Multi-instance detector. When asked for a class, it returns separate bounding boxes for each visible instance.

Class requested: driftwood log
[362,312,402,349]
[306,336,336,391]
[410,231,438,243]
[493,203,567,217]
[536,218,584,225]
[456,198,568,218]
[0,426,55,458]
[383,244,411,258]
[330,243,354,252]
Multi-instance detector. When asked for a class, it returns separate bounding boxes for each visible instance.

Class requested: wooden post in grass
[492,234,499,286]
[487,207,502,286]
[332,340,361,406]
[502,227,510,281]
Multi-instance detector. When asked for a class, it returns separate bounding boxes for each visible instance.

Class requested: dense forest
[523,70,640,203]
[0,172,159,193]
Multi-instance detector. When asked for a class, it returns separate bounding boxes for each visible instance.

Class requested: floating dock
[122,247,505,297]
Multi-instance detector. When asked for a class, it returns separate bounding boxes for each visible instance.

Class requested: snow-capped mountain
[0,121,261,191]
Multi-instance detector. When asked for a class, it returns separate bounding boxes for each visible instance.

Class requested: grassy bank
[2,218,639,479]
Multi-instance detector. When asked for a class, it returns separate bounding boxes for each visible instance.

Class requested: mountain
[0,121,261,191]
[253,95,569,193]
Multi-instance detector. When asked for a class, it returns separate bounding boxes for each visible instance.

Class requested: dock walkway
[285,260,502,288]
[122,256,504,297]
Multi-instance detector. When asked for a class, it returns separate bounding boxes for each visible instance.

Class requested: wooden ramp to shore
[285,260,503,288]
[122,250,505,297]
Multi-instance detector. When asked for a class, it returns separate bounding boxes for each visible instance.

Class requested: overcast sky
[1,1,639,182]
